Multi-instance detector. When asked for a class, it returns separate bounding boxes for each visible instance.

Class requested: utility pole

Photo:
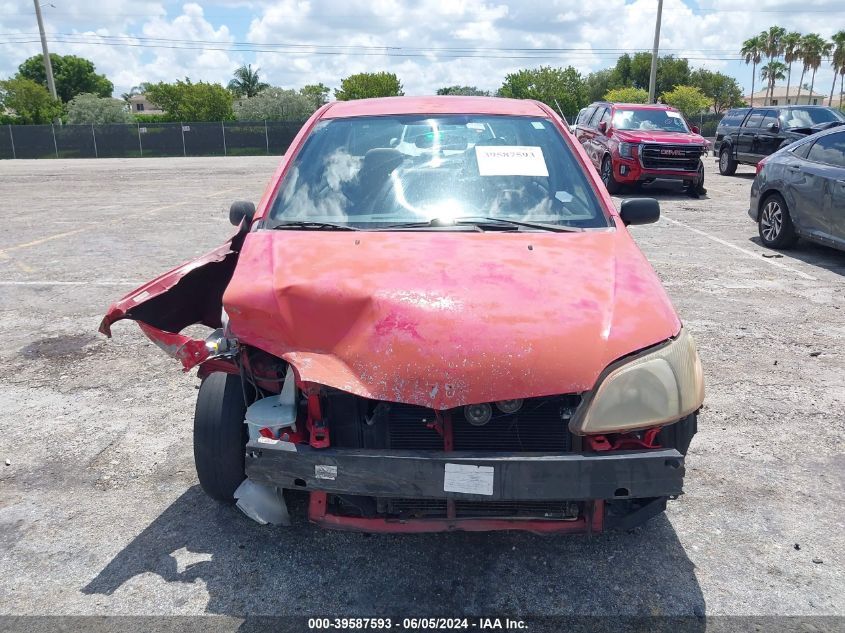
[33,0,58,101]
[648,0,663,104]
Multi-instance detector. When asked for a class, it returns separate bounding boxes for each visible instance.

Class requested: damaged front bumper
[245,439,685,532]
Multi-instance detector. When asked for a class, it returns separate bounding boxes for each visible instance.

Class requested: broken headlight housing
[570,328,704,435]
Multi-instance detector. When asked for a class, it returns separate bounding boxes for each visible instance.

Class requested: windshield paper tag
[666,111,683,119]
[475,146,549,177]
[443,463,494,496]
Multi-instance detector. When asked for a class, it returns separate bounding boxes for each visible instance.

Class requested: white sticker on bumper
[315,465,337,480]
[443,463,494,496]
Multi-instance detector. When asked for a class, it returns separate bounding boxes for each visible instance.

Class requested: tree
[0,77,62,124]
[760,61,787,104]
[233,87,318,120]
[829,30,845,106]
[120,85,142,104]
[798,34,832,100]
[66,93,133,124]
[628,53,690,95]
[661,86,710,119]
[585,69,620,103]
[227,64,268,98]
[689,69,744,113]
[603,86,648,103]
[759,26,786,103]
[781,31,802,104]
[299,83,330,108]
[17,53,113,102]
[436,86,490,96]
[335,72,403,100]
[497,66,587,117]
[144,79,234,121]
[741,35,765,105]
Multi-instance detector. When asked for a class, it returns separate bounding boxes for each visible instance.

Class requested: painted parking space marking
[661,214,817,281]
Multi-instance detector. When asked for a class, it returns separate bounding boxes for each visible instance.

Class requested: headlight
[618,142,636,159]
[570,328,704,435]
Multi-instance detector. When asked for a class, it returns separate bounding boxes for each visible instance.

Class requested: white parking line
[661,215,817,281]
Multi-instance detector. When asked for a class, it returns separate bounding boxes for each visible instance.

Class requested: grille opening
[385,395,579,452]
[640,144,702,171]
[363,498,581,520]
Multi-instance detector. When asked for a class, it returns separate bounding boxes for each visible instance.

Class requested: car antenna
[553,98,567,124]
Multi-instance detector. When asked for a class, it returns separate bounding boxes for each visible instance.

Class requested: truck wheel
[758,193,798,249]
[193,372,248,502]
[601,156,622,194]
[718,146,737,175]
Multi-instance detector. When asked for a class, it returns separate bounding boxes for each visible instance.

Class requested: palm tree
[741,35,765,106]
[228,64,269,98]
[830,30,845,107]
[797,34,832,103]
[760,26,786,103]
[121,85,142,103]
[761,61,787,104]
[781,31,802,104]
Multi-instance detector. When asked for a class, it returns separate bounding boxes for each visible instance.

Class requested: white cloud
[0,0,843,99]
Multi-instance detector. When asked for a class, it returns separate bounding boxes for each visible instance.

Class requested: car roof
[321,96,551,119]
[592,102,678,110]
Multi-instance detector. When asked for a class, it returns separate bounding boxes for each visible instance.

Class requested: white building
[745,85,827,106]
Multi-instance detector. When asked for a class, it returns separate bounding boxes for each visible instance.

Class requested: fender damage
[99,229,245,371]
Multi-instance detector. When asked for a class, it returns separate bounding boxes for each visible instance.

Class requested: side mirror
[229,200,256,229]
[389,137,399,148]
[691,125,700,134]
[597,121,608,134]
[620,198,660,226]
[768,122,780,132]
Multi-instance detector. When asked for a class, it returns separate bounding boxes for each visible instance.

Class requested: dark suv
[716,106,845,175]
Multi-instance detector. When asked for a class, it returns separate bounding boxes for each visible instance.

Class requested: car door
[755,110,784,158]
[805,132,845,247]
[580,107,605,168]
[574,106,597,162]
[593,107,612,164]
[736,109,766,162]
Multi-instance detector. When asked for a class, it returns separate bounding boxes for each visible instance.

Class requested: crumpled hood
[224,229,680,409]
[613,129,706,145]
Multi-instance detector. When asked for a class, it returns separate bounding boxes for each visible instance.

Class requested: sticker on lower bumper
[443,463,494,496]
[315,465,337,480]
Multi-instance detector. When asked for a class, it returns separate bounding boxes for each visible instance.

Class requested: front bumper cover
[245,440,686,501]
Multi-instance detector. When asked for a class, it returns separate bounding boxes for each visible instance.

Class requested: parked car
[101,96,704,534]
[574,101,708,195]
[716,105,845,175]
[749,127,845,251]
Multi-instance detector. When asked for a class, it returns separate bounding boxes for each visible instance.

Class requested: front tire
[718,146,737,175]
[601,156,622,194]
[758,193,798,249]
[194,372,248,502]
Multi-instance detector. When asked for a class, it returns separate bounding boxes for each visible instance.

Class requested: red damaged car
[575,101,708,195]
[101,96,704,533]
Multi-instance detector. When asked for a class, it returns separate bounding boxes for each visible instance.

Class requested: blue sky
[1,0,843,99]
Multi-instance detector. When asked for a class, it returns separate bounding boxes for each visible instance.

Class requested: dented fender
[99,228,245,371]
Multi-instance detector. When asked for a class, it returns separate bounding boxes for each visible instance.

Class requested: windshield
[782,107,845,128]
[267,115,609,230]
[611,108,690,133]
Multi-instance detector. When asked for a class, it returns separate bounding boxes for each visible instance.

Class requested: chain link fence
[0,114,724,160]
[0,120,306,159]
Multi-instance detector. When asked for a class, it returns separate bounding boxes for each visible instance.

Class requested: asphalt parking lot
[0,156,843,623]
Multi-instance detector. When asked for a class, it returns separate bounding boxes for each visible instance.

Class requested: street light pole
[648,0,663,103]
[33,0,58,101]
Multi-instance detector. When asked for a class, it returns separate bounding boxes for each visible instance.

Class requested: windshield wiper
[381,217,582,232]
[463,216,584,233]
[270,221,359,231]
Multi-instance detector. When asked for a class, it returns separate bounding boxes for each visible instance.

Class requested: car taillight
[756,157,769,175]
